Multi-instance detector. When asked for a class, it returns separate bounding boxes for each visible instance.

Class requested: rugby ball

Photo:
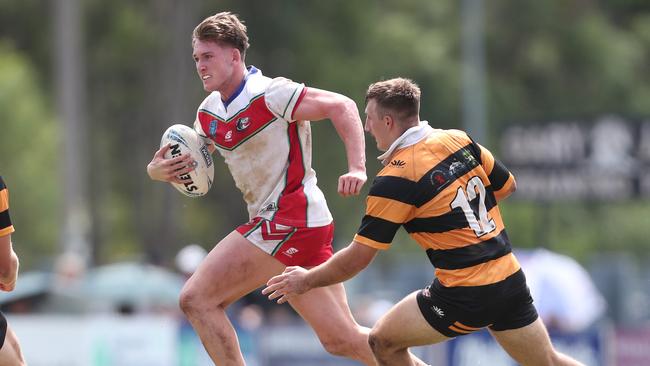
[160,124,214,197]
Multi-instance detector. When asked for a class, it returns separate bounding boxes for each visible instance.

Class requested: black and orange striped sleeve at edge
[354,130,520,288]
[474,138,516,201]
[0,177,14,237]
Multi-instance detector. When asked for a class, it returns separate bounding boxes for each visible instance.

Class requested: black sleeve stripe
[0,210,11,231]
[425,230,512,270]
[357,214,401,244]
[0,177,5,190]
[489,159,511,191]
[369,176,418,205]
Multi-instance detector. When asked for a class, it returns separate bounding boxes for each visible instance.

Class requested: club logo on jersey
[449,161,466,177]
[225,130,233,142]
[445,148,480,179]
[209,120,218,136]
[236,117,251,131]
[461,149,478,167]
[430,170,449,191]
[390,159,407,168]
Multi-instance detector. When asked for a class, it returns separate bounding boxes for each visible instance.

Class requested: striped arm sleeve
[0,178,14,237]
[354,176,415,249]
[479,145,515,200]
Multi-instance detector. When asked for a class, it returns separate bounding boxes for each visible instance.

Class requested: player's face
[193,39,237,93]
[364,100,390,151]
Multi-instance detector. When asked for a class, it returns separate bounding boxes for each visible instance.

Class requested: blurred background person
[516,248,607,334]
[175,244,208,280]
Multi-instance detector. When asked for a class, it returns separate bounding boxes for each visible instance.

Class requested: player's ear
[383,114,393,127]
[232,48,241,63]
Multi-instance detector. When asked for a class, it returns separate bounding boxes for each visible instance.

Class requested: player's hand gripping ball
[160,124,214,197]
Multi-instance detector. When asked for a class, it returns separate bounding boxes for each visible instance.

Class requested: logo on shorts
[431,306,445,318]
[283,247,299,257]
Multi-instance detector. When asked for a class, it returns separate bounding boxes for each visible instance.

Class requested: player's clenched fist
[338,170,367,197]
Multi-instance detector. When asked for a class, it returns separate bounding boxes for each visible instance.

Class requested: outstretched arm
[263,241,378,304]
[293,88,367,197]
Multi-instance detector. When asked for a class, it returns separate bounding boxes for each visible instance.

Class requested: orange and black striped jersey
[354,127,519,288]
[0,176,14,237]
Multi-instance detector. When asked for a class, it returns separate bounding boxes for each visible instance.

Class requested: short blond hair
[365,78,420,121]
[193,12,249,60]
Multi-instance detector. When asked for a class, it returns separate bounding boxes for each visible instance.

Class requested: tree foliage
[0,42,60,268]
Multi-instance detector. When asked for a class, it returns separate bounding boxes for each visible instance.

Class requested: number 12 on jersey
[450,176,496,237]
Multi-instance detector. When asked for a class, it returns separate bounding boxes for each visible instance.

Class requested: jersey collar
[222,66,259,107]
[377,121,433,165]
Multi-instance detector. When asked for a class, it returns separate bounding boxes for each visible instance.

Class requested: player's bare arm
[264,241,378,304]
[293,88,367,197]
[0,234,18,292]
[146,143,196,184]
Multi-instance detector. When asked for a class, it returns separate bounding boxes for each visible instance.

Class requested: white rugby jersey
[194,66,333,227]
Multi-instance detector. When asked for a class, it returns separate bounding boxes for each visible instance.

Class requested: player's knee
[317,329,365,358]
[368,328,395,356]
[178,286,203,315]
[179,285,229,317]
[318,336,353,357]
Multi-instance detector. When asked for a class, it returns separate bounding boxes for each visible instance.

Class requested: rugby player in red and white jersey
[147,11,413,366]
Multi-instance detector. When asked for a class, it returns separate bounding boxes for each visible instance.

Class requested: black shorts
[416,269,538,337]
[0,311,6,349]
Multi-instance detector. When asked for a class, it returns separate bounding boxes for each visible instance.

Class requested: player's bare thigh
[0,327,25,366]
[287,278,375,364]
[288,279,359,333]
[182,230,286,307]
[372,292,450,348]
[489,318,559,365]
